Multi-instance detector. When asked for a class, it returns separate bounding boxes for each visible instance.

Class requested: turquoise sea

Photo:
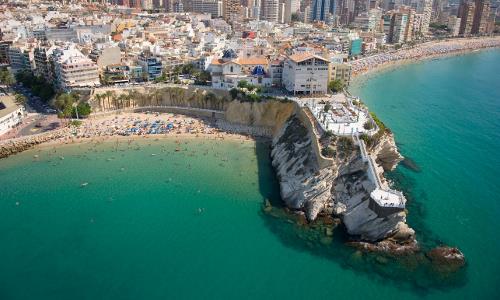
[0,49,499,299]
[350,49,500,299]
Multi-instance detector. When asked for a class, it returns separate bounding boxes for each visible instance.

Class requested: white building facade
[52,46,100,91]
[282,53,330,95]
[0,96,25,136]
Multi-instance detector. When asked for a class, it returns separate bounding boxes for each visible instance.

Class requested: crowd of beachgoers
[351,37,500,76]
[74,112,218,138]
[0,112,253,158]
[64,112,256,143]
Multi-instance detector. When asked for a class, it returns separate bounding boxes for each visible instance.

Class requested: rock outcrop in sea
[270,108,410,243]
[268,104,465,270]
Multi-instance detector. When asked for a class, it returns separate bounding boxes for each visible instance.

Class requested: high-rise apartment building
[222,0,240,22]
[311,0,334,22]
[448,15,461,36]
[283,0,300,23]
[458,1,475,35]
[192,0,223,17]
[8,46,34,74]
[34,44,56,82]
[51,46,100,90]
[471,0,490,34]
[261,0,280,22]
[389,12,408,44]
[420,0,433,34]
[162,0,173,11]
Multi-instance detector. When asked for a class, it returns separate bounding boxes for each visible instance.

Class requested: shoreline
[0,111,268,159]
[350,37,500,80]
[38,132,258,148]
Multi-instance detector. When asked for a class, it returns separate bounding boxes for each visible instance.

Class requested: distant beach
[351,37,500,78]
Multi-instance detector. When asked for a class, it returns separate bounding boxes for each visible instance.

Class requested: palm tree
[104,91,114,110]
[94,93,103,111]
[148,89,161,106]
[112,94,118,110]
[118,94,129,109]
[127,90,140,108]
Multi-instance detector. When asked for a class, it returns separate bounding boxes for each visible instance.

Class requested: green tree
[324,103,331,112]
[194,70,211,85]
[237,80,249,89]
[181,64,194,75]
[74,102,91,117]
[14,93,27,106]
[328,79,344,93]
[0,68,15,85]
[54,93,75,119]
[229,88,239,100]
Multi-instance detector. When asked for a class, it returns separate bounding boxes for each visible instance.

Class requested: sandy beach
[0,111,261,159]
[351,37,500,78]
[55,112,257,144]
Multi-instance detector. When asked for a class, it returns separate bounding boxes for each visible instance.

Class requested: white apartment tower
[260,0,279,22]
[52,46,100,90]
[282,53,330,95]
[420,0,433,34]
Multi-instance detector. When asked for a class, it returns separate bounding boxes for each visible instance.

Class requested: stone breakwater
[351,37,500,77]
[0,128,70,159]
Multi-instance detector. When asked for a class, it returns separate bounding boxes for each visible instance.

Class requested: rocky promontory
[270,107,411,242]
[268,103,466,272]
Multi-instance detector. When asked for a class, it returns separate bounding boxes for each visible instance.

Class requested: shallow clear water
[0,49,498,299]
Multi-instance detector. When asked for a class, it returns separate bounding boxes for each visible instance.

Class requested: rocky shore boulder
[346,237,420,256]
[426,246,466,273]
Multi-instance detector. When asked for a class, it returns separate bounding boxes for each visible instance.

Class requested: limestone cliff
[271,116,335,220]
[270,114,412,243]
[225,101,295,134]
[332,154,409,241]
[371,132,403,171]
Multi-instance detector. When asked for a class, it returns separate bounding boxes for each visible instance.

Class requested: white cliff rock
[271,114,412,243]
[332,152,408,241]
[271,117,334,221]
[371,132,403,171]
